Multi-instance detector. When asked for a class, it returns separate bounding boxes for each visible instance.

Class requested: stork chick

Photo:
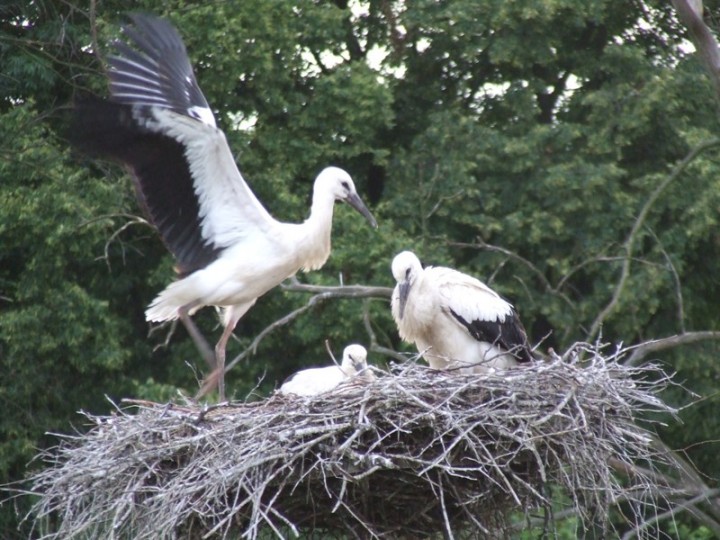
[279,344,373,397]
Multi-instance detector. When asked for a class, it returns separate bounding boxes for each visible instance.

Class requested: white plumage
[279,344,373,397]
[71,15,377,400]
[391,251,533,373]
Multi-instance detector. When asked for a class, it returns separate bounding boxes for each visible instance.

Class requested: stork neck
[307,189,336,234]
[299,190,335,269]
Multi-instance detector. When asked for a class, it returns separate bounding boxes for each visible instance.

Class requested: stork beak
[352,360,364,373]
[398,280,410,319]
[345,192,378,229]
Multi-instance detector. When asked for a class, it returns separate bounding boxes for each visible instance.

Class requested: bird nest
[25,344,676,539]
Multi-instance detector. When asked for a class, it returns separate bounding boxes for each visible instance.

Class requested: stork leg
[178,303,216,370]
[213,301,256,402]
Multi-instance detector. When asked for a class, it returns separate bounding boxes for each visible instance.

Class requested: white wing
[428,266,514,324]
[101,14,277,273]
[151,109,277,247]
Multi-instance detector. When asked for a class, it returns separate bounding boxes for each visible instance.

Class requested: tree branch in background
[587,138,720,341]
[671,0,720,99]
[623,331,720,366]
[77,213,155,270]
[361,298,408,362]
[450,239,576,309]
[378,0,406,58]
[281,276,392,299]
[89,0,100,65]
[621,489,720,540]
[647,228,687,333]
[518,436,720,537]
[641,437,720,537]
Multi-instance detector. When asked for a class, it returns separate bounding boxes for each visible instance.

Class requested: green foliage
[667,522,717,540]
[2,0,720,537]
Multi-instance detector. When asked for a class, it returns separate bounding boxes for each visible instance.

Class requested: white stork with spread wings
[391,251,533,373]
[71,14,377,400]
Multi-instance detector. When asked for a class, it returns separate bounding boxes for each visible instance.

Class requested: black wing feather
[69,14,224,275]
[69,96,221,276]
[449,308,534,363]
[108,13,212,123]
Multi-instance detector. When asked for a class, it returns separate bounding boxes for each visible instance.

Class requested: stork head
[341,344,369,374]
[315,167,378,228]
[391,250,423,319]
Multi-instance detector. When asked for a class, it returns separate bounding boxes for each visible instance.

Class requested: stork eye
[405,268,411,278]
[341,181,350,190]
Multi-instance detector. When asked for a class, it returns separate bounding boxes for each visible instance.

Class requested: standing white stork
[390,251,533,373]
[70,14,377,400]
[279,344,373,397]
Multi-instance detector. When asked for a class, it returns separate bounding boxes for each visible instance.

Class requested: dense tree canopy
[2,0,719,537]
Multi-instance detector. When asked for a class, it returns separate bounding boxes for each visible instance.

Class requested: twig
[361,299,407,362]
[620,488,720,540]
[450,239,575,308]
[623,331,720,366]
[89,0,100,64]
[671,0,720,99]
[588,138,720,340]
[281,277,392,299]
[646,228,686,332]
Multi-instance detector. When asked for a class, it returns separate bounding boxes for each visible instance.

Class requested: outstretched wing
[108,13,216,127]
[72,14,275,276]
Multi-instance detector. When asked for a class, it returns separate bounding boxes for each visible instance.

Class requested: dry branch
[672,0,720,99]
[23,344,679,539]
[588,137,720,341]
[624,331,720,366]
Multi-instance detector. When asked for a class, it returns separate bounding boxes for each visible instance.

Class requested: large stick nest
[26,345,676,539]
